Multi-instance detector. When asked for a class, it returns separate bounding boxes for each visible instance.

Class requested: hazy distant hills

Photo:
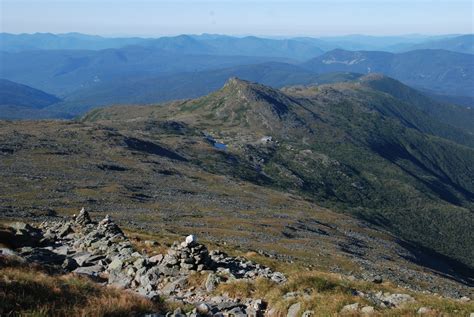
[2,32,471,54]
[0,79,60,108]
[54,64,363,114]
[1,33,473,119]
[0,32,148,52]
[144,34,325,60]
[0,79,69,120]
[1,33,324,60]
[303,49,474,98]
[0,48,293,95]
[403,34,474,54]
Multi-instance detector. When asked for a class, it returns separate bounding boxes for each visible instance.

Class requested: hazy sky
[1,0,473,37]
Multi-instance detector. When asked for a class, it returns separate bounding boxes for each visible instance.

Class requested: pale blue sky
[1,0,473,36]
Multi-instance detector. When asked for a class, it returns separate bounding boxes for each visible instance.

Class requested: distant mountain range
[303,49,474,98]
[0,79,68,120]
[402,34,474,55]
[51,63,360,114]
[0,33,323,60]
[2,32,472,54]
[3,67,474,132]
[0,79,60,108]
[0,47,293,96]
[0,32,147,52]
[0,33,473,119]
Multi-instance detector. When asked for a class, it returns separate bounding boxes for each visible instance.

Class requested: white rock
[185,234,197,245]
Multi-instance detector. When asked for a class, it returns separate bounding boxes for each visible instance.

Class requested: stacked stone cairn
[0,208,287,316]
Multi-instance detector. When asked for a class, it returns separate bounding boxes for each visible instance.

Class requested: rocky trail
[1,208,473,316]
[1,208,286,316]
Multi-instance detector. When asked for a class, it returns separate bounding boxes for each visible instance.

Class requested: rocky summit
[1,208,286,316]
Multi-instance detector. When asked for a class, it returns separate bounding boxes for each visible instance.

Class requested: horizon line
[1,31,471,39]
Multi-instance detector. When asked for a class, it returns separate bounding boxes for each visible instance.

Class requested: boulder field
[1,208,286,316]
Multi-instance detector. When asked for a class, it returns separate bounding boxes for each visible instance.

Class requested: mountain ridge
[303,48,474,98]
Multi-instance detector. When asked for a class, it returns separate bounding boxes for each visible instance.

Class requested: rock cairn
[1,209,286,316]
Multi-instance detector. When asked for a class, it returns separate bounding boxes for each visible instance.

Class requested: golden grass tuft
[185,271,209,289]
[0,256,163,317]
[213,269,474,317]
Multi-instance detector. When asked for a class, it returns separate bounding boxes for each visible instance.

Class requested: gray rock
[160,276,187,296]
[158,264,179,276]
[205,273,220,292]
[196,303,210,315]
[58,224,73,238]
[227,306,247,317]
[149,254,164,264]
[140,267,161,287]
[53,245,71,256]
[108,258,124,271]
[72,251,94,266]
[287,302,301,317]
[73,265,103,277]
[341,303,359,313]
[271,272,286,283]
[134,257,146,269]
[109,269,132,288]
[380,293,415,308]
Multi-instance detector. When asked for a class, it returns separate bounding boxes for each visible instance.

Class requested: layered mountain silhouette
[1,41,473,119]
[0,79,67,119]
[403,34,474,55]
[303,49,474,98]
[0,79,60,108]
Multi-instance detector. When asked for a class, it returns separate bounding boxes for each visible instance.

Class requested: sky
[1,0,473,37]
